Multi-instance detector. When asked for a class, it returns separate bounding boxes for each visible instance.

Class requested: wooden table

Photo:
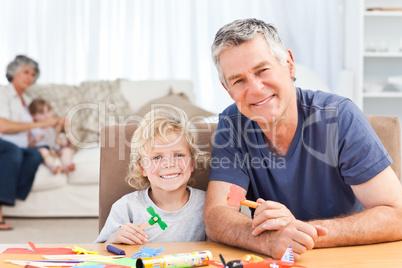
[1,241,402,267]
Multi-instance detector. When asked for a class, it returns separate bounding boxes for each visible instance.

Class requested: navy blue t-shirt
[209,87,392,221]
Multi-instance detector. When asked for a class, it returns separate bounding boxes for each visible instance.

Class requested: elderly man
[203,18,402,260]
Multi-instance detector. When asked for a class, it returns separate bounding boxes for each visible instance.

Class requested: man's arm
[311,166,402,247]
[203,180,325,259]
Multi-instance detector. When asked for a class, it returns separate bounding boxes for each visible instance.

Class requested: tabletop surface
[1,240,402,267]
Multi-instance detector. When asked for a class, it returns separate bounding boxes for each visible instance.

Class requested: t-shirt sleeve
[209,117,251,190]
[338,100,392,185]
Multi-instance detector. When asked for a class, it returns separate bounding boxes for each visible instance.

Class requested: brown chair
[98,116,401,232]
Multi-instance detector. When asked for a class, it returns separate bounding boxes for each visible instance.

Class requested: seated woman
[0,55,59,230]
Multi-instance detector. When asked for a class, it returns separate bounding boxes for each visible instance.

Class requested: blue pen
[107,244,126,255]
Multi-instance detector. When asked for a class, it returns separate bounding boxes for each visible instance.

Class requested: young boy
[28,98,75,174]
[95,108,210,244]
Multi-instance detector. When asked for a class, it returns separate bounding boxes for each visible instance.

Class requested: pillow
[136,92,215,122]
[26,83,82,118]
[27,79,133,149]
[73,79,133,147]
[26,83,85,149]
[120,80,195,113]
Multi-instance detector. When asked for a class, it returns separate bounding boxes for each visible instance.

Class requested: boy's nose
[162,156,175,168]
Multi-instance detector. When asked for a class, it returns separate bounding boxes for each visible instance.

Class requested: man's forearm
[204,205,272,255]
[311,205,402,248]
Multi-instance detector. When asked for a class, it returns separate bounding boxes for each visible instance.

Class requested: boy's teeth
[161,174,179,179]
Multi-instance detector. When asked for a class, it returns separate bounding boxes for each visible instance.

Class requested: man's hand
[265,220,327,259]
[251,199,296,235]
[106,223,148,245]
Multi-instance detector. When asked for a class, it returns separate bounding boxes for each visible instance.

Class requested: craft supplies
[107,245,126,255]
[137,250,212,268]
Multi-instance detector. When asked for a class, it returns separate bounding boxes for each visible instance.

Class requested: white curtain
[0,0,342,114]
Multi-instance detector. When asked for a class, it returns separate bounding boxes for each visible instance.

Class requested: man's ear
[221,82,229,93]
[287,49,296,78]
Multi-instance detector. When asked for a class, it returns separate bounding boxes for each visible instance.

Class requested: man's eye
[233,79,243,85]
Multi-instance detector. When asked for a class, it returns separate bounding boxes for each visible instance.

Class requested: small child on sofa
[28,98,75,174]
[95,107,210,244]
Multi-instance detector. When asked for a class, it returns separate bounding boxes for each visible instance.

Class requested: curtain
[0,0,342,114]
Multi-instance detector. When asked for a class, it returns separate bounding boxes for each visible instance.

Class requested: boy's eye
[174,153,184,158]
[153,156,162,160]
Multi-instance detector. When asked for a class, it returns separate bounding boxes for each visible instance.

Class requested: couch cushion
[120,80,195,113]
[32,164,68,192]
[136,92,215,121]
[68,147,100,185]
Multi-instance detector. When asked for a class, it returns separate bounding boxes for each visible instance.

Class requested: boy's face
[140,131,194,193]
[32,106,53,122]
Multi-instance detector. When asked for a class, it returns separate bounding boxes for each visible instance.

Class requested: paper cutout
[140,206,168,230]
[69,245,99,255]
[227,185,259,208]
[2,241,75,255]
[78,257,138,267]
[207,246,305,268]
[131,246,164,258]
[6,259,83,266]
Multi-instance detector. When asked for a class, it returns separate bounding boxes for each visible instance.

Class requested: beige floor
[0,217,99,244]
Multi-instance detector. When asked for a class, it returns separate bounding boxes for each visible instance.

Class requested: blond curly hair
[126,107,209,190]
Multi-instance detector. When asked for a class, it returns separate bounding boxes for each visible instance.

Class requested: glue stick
[137,250,212,268]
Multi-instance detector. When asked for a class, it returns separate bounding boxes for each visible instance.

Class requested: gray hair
[6,55,40,83]
[211,18,288,87]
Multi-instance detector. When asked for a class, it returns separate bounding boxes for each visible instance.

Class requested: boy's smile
[141,131,194,193]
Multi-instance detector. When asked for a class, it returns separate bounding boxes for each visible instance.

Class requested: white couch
[3,79,214,217]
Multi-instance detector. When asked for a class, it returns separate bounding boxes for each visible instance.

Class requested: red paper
[2,247,75,254]
[1,241,75,255]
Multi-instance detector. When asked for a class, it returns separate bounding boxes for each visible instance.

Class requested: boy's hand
[106,223,148,245]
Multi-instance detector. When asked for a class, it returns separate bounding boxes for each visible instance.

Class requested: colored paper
[2,247,75,255]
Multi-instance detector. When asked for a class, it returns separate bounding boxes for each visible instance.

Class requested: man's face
[219,35,296,125]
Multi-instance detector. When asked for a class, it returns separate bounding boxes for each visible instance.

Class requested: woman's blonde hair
[126,107,209,190]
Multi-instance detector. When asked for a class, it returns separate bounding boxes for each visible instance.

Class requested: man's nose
[248,76,264,95]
